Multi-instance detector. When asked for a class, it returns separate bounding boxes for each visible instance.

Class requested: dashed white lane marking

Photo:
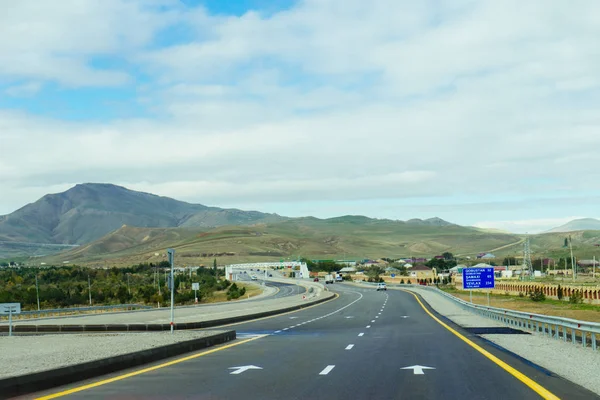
[375,316,379,318]
[378,313,382,315]
[366,325,371,328]
[345,344,354,350]
[319,365,335,375]
[273,289,364,333]
[371,320,376,323]
[358,333,364,337]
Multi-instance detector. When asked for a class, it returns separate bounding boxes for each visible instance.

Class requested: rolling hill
[547,218,600,233]
[40,217,525,267]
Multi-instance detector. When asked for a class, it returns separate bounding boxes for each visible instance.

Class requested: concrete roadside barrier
[0,291,335,334]
[0,330,236,399]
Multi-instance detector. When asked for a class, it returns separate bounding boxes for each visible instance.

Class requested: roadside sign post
[1,303,21,337]
[192,282,200,303]
[462,268,495,305]
[391,273,396,278]
[168,248,175,334]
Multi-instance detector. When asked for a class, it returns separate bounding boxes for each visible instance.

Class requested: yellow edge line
[211,292,339,329]
[400,289,560,400]
[35,335,268,400]
[36,293,339,399]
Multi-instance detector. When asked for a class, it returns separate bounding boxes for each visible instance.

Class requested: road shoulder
[403,286,600,397]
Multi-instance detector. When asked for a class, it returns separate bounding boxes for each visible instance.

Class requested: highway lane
[3,281,305,325]
[27,284,598,400]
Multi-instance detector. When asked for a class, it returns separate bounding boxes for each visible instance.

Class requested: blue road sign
[462,267,495,289]
[391,274,396,278]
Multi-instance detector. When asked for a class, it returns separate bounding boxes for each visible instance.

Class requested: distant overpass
[225,262,310,280]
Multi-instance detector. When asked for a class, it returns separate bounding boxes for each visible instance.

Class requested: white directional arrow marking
[401,365,435,375]
[229,365,263,375]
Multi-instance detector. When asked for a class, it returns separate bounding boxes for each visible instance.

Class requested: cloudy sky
[1,0,599,233]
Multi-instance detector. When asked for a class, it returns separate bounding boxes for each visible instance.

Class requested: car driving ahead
[376,283,387,291]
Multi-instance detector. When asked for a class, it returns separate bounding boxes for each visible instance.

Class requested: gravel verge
[7,289,333,326]
[402,286,600,396]
[0,331,228,379]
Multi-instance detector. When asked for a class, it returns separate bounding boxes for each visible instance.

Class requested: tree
[563,238,568,248]
[557,285,563,300]
[213,259,218,277]
[502,257,517,266]
[442,252,454,260]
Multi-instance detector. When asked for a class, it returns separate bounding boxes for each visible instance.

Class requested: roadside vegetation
[0,263,247,310]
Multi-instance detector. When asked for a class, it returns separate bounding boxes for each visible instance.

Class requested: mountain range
[3,183,600,264]
[0,183,454,259]
[0,183,285,245]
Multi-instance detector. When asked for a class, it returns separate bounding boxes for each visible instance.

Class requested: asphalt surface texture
[3,280,305,325]
[23,284,598,400]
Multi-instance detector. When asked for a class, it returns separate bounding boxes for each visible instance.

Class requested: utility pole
[88,275,92,306]
[593,255,596,279]
[35,274,40,312]
[168,248,175,334]
[569,236,575,281]
[127,274,131,295]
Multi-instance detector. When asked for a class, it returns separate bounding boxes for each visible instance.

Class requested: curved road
[5,281,305,326]
[27,284,597,400]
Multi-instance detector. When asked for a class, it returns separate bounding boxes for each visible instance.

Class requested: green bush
[529,288,546,302]
[226,283,246,300]
[569,290,583,304]
[400,279,404,284]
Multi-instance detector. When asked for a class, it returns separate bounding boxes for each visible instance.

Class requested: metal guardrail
[0,304,153,321]
[412,285,600,351]
[351,280,600,351]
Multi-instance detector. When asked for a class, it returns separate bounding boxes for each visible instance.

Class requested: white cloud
[4,82,42,97]
[0,0,178,86]
[1,0,600,227]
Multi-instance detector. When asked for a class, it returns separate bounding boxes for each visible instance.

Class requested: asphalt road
[26,284,598,400]
[4,280,305,326]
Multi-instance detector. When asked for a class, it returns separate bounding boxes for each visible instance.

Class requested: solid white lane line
[358,333,364,337]
[319,365,335,375]
[366,325,371,328]
[345,344,354,350]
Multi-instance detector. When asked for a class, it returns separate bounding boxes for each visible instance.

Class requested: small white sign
[192,283,200,290]
[0,303,21,315]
